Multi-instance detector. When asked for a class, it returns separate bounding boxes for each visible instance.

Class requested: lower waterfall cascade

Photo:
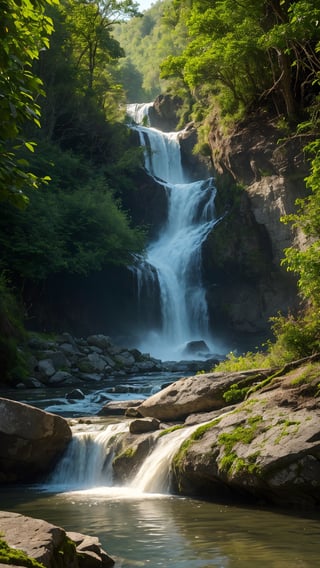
[46,421,200,497]
[126,103,223,361]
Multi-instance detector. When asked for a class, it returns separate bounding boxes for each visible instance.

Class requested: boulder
[171,363,320,507]
[67,532,114,568]
[137,370,268,420]
[87,353,107,372]
[37,359,55,378]
[48,371,76,385]
[182,340,210,357]
[98,399,144,416]
[0,511,114,568]
[129,418,161,434]
[0,398,72,483]
[87,334,112,350]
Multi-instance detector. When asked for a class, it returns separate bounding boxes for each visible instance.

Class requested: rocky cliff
[202,111,309,337]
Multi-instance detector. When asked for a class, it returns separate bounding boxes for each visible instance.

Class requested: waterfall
[45,421,199,496]
[126,102,153,125]
[47,422,129,490]
[130,425,197,493]
[128,104,220,361]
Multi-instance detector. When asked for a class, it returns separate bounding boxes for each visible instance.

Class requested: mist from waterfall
[127,103,220,361]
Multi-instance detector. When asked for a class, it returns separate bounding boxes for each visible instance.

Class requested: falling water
[47,422,129,490]
[46,421,199,496]
[128,104,220,361]
[130,425,197,493]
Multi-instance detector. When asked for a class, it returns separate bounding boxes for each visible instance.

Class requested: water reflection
[1,487,319,568]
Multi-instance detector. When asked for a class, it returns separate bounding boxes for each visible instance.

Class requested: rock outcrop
[0,511,114,568]
[0,398,71,483]
[113,358,320,508]
[136,369,268,421]
[202,113,309,335]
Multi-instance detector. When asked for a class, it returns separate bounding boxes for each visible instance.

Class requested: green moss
[0,538,45,568]
[223,383,250,404]
[290,363,320,386]
[173,418,221,468]
[113,445,137,464]
[274,418,301,444]
[218,415,263,473]
[233,451,261,474]
[192,419,222,440]
[159,425,185,437]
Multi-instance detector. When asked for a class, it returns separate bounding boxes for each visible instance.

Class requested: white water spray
[128,104,219,360]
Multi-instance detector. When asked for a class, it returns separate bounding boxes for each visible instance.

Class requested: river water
[2,377,320,567]
[1,484,320,567]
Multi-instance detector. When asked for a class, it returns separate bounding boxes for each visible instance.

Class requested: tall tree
[64,0,139,94]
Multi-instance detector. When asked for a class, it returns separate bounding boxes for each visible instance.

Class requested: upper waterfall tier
[127,102,221,361]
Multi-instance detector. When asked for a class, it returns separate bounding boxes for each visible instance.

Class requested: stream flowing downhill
[126,103,222,361]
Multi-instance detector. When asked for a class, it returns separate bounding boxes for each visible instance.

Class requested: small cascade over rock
[127,103,223,361]
[45,421,199,496]
[47,422,129,490]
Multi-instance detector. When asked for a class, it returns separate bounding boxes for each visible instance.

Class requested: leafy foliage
[0,0,147,382]
[113,0,186,101]
[160,0,320,124]
[0,0,56,206]
[0,145,145,281]
[282,139,320,307]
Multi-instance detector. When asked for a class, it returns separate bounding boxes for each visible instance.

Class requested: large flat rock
[137,370,268,420]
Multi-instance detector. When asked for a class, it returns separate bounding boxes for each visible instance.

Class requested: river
[1,483,320,567]
[2,375,320,567]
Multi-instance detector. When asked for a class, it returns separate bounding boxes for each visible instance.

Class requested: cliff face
[201,112,309,338]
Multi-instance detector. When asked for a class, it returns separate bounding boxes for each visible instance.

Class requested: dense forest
[0,0,319,383]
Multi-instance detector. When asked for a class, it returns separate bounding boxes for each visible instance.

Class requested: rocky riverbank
[1,353,320,508]
[19,332,219,389]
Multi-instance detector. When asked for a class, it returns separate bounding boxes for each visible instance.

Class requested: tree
[64,0,139,94]
[160,0,320,123]
[0,0,55,206]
